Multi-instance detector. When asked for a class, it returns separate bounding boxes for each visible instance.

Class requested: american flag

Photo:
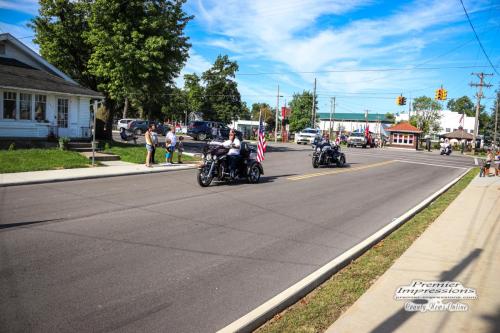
[257,111,267,162]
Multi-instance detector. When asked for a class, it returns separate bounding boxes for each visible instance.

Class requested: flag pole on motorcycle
[257,108,267,162]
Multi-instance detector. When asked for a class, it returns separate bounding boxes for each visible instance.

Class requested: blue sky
[1,0,499,116]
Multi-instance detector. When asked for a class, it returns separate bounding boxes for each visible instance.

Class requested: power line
[459,0,500,76]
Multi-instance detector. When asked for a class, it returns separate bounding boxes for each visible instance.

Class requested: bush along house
[386,122,422,150]
[0,33,102,141]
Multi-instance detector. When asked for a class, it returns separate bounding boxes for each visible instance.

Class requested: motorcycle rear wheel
[248,164,261,183]
[197,167,213,187]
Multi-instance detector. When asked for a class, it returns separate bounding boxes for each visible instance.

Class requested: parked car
[128,120,149,135]
[117,118,137,133]
[294,128,320,144]
[187,121,242,141]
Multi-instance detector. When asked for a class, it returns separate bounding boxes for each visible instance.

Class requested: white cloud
[0,20,38,53]
[0,0,38,15]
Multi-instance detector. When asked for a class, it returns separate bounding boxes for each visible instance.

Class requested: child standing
[165,138,172,165]
[177,136,184,163]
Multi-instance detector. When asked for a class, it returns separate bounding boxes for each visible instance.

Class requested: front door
[56,98,71,137]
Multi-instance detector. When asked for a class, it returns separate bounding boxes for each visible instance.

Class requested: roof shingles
[0,58,102,97]
[386,122,422,133]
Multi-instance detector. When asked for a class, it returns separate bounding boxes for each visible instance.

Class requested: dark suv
[128,120,167,136]
[187,121,242,141]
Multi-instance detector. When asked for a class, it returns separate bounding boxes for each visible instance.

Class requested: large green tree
[184,73,204,118]
[288,91,317,133]
[411,96,442,135]
[201,55,242,123]
[86,0,191,116]
[31,0,192,138]
[447,96,475,117]
[31,0,97,90]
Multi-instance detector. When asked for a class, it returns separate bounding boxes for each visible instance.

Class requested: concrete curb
[217,167,472,333]
[0,164,198,187]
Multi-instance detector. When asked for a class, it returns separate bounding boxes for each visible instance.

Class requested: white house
[395,110,475,135]
[0,33,101,139]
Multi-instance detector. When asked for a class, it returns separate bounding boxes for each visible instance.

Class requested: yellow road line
[287,160,396,181]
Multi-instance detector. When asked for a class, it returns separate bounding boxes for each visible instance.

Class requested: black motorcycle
[312,142,346,168]
[197,141,264,187]
[119,128,137,144]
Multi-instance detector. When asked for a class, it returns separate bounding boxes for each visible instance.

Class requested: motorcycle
[312,142,346,168]
[119,128,138,144]
[440,145,452,156]
[197,140,264,187]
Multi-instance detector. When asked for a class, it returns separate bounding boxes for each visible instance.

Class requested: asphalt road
[0,144,475,332]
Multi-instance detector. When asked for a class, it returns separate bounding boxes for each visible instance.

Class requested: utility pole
[470,72,493,154]
[329,97,336,138]
[311,78,317,128]
[92,100,98,167]
[275,84,280,143]
[494,88,499,149]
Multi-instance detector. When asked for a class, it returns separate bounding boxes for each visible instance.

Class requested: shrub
[59,137,70,150]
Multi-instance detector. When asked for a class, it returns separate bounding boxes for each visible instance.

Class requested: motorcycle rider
[222,129,241,179]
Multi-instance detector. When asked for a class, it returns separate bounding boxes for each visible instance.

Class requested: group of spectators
[144,124,184,167]
[480,149,500,177]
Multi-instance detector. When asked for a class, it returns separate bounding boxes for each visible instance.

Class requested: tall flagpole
[275,84,279,143]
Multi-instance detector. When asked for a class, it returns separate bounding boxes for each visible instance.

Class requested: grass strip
[0,149,90,173]
[104,141,200,164]
[256,168,479,333]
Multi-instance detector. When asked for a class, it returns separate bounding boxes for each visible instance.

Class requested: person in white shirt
[222,130,241,178]
[166,126,177,164]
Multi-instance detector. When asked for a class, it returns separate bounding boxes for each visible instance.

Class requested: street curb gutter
[0,165,197,187]
[217,167,473,333]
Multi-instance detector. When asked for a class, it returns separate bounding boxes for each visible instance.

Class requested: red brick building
[386,122,422,149]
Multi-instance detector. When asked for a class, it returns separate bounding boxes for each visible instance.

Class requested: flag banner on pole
[257,111,267,162]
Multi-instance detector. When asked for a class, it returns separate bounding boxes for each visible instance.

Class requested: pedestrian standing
[150,124,158,164]
[166,126,177,164]
[144,124,154,167]
[485,149,493,176]
[177,136,184,163]
[165,138,172,165]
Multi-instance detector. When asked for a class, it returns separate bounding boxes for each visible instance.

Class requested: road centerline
[287,160,396,181]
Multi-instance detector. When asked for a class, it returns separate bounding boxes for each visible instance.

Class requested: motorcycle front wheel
[312,156,320,168]
[197,166,213,187]
[336,154,346,167]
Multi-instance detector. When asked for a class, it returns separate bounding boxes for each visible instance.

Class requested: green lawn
[0,149,91,173]
[256,168,479,333]
[104,141,200,164]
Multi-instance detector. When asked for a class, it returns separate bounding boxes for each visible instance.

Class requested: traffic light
[435,89,441,100]
[441,89,447,100]
[401,97,407,105]
[396,96,402,105]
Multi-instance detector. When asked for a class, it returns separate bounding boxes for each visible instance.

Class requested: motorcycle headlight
[316,147,321,153]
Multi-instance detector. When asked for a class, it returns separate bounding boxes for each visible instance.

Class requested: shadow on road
[0,218,64,230]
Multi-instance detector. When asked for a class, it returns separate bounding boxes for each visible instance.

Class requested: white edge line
[217,167,473,333]
[394,160,467,169]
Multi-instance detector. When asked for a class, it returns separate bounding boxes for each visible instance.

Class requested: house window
[20,93,32,120]
[409,134,414,144]
[446,128,451,132]
[398,134,403,144]
[393,134,397,143]
[35,95,47,121]
[57,98,68,128]
[3,92,16,119]
[403,135,408,144]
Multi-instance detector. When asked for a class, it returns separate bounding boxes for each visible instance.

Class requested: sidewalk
[0,160,198,187]
[327,175,500,333]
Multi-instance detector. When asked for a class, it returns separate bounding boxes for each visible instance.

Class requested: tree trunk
[123,96,128,119]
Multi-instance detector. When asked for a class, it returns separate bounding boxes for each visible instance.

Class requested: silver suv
[117,119,138,133]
